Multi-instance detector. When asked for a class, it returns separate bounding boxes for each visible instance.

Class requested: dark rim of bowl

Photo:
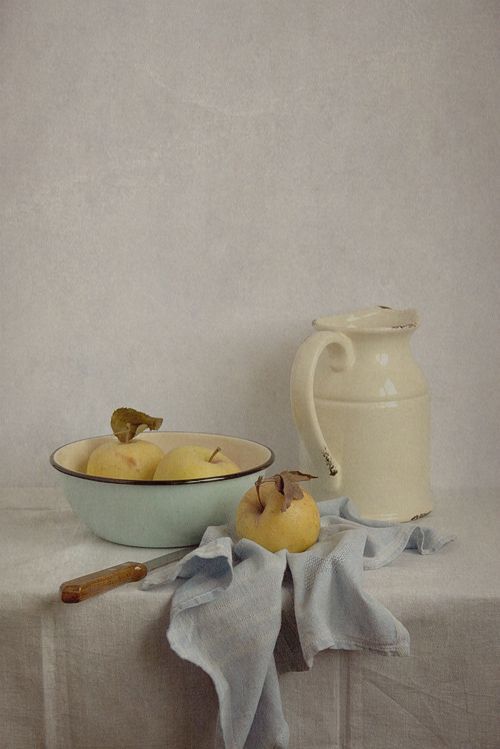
[49,431,275,485]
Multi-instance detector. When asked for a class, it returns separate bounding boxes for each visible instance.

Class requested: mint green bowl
[50,432,274,548]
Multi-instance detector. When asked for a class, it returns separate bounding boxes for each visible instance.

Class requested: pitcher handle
[290,331,355,487]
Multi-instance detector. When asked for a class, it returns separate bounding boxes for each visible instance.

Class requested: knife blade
[59,546,196,603]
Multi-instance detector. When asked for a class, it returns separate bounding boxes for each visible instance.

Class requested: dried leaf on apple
[110,407,163,444]
[257,470,317,511]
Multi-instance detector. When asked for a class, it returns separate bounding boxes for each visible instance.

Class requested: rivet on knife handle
[60,562,148,603]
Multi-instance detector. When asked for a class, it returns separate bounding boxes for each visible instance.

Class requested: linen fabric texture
[142,498,454,749]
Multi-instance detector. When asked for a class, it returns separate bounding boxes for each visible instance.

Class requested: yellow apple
[153,445,240,481]
[86,439,164,480]
[235,472,320,553]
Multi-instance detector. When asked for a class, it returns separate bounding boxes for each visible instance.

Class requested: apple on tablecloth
[236,471,320,553]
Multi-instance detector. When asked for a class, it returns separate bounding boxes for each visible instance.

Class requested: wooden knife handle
[60,562,148,603]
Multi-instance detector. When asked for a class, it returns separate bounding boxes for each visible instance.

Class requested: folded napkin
[142,497,454,749]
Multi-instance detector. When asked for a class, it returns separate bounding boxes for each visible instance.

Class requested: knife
[59,546,196,603]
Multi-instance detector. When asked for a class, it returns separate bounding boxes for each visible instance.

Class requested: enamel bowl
[50,432,274,548]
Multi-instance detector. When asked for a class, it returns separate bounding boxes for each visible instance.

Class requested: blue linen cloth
[141,498,455,749]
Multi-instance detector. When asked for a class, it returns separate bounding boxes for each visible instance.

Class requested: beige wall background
[1,0,499,491]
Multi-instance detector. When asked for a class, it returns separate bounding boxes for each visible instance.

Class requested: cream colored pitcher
[290,307,432,522]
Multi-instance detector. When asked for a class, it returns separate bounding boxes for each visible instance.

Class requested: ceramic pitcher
[290,307,432,522]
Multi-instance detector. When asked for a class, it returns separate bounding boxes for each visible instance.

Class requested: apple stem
[208,447,222,463]
[114,427,132,444]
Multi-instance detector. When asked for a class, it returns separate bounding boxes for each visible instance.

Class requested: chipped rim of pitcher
[313,306,419,333]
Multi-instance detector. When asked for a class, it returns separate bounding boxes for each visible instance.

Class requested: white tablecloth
[1,487,499,748]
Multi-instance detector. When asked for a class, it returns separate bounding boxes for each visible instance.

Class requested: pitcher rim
[313,306,419,333]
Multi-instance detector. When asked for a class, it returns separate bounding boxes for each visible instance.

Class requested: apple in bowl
[86,440,164,481]
[84,408,242,483]
[154,445,240,481]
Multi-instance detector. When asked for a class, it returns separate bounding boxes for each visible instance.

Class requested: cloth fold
[142,497,454,749]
